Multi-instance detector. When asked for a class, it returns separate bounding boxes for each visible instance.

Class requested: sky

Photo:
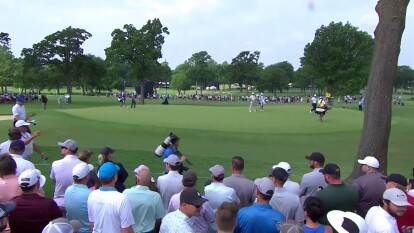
[1,0,413,70]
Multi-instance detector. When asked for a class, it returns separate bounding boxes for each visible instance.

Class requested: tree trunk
[347,0,410,182]
[140,79,145,105]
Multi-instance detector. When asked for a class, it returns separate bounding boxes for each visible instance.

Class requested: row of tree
[1,20,413,104]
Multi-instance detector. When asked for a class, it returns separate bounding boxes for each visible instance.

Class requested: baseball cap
[209,164,225,179]
[10,140,25,151]
[42,218,81,233]
[0,201,16,218]
[183,170,197,187]
[305,152,325,163]
[163,154,181,166]
[72,163,94,180]
[358,156,380,168]
[16,95,25,103]
[320,163,340,175]
[98,162,120,179]
[279,222,305,233]
[327,210,368,233]
[15,120,31,128]
[273,162,291,174]
[254,177,274,196]
[180,187,208,206]
[19,169,46,188]
[383,188,412,207]
[314,94,316,97]
[382,173,408,187]
[58,139,78,151]
[101,147,115,156]
[272,167,288,182]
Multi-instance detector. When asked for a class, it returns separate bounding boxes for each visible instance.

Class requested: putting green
[59,104,365,134]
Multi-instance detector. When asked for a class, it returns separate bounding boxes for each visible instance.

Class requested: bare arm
[121,226,134,233]
[33,143,47,159]
[22,131,41,145]
[154,219,161,233]
[90,223,94,231]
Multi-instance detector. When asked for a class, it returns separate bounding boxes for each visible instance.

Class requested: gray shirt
[270,187,305,223]
[353,172,385,217]
[157,171,183,210]
[300,168,327,204]
[223,174,255,207]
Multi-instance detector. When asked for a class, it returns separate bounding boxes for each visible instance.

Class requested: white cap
[19,169,46,188]
[357,156,379,168]
[42,217,81,233]
[273,162,291,174]
[163,154,181,166]
[327,210,368,233]
[15,120,31,128]
[254,177,274,196]
[383,188,412,207]
[72,163,94,180]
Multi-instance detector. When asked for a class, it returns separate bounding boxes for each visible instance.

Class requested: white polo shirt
[20,132,33,159]
[204,182,238,212]
[50,155,83,207]
[10,153,36,176]
[157,171,183,210]
[88,188,135,233]
[12,104,26,120]
[365,206,399,233]
[0,140,11,156]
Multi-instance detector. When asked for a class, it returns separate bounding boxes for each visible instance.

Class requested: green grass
[0,96,413,197]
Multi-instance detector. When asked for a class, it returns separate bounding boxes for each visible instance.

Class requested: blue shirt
[64,184,92,233]
[303,224,325,233]
[163,146,175,158]
[123,185,166,233]
[234,203,286,233]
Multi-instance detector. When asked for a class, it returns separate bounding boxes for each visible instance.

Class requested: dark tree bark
[347,0,410,182]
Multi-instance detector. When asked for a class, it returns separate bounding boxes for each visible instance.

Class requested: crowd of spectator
[0,124,413,232]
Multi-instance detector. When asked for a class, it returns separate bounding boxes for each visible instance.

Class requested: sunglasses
[61,146,68,150]
[193,204,202,209]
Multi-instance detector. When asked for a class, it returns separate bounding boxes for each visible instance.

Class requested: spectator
[317,163,358,225]
[216,203,238,233]
[234,177,286,233]
[365,188,411,233]
[42,218,81,233]
[382,173,414,232]
[64,163,94,233]
[8,140,35,176]
[11,96,27,125]
[270,168,305,223]
[97,147,128,192]
[0,201,16,233]
[205,164,239,212]
[352,156,385,217]
[9,169,62,233]
[77,150,98,189]
[123,165,165,233]
[160,187,207,233]
[15,120,47,160]
[157,154,184,210]
[300,152,327,204]
[302,197,333,233]
[40,95,48,111]
[273,162,300,196]
[327,210,368,233]
[0,128,22,156]
[50,139,83,213]
[223,156,255,207]
[87,162,134,233]
[167,170,215,233]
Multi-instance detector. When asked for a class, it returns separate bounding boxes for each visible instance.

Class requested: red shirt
[397,193,414,233]
[9,194,62,233]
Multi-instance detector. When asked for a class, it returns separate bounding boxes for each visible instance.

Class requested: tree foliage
[105,18,169,104]
[171,63,192,94]
[229,51,261,92]
[0,32,11,47]
[21,26,92,98]
[258,64,288,93]
[395,65,414,92]
[301,22,374,96]
[185,51,216,93]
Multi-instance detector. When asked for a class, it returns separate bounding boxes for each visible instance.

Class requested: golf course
[0,94,412,196]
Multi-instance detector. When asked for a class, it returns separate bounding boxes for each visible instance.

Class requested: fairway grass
[0,96,412,196]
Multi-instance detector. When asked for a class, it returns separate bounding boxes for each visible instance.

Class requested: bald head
[136,169,151,186]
